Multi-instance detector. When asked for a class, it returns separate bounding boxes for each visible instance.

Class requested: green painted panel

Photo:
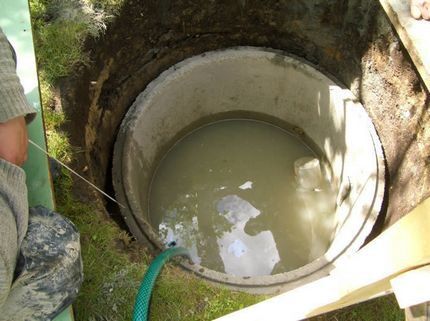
[0,0,54,209]
[0,1,73,320]
[55,307,76,321]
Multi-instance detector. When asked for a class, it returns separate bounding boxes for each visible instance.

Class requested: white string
[28,139,126,208]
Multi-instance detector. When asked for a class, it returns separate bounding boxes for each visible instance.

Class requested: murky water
[149,119,336,276]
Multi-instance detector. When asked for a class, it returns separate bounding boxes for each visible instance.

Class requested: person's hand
[0,116,29,166]
[411,0,430,20]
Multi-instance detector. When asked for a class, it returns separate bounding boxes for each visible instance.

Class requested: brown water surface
[149,119,336,276]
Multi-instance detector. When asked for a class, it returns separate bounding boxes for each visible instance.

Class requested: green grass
[30,0,87,83]
[35,21,89,83]
[30,0,124,84]
[87,0,125,15]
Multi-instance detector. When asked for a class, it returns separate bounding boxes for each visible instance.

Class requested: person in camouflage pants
[0,27,83,321]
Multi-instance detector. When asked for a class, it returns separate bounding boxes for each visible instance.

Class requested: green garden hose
[132,246,190,321]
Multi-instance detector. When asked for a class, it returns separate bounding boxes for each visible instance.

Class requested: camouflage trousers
[0,206,83,321]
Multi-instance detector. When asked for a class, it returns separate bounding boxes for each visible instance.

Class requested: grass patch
[87,0,125,15]
[35,21,89,83]
[30,0,125,84]
[150,270,261,321]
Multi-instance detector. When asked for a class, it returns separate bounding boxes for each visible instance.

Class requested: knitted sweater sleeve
[0,27,36,123]
[0,27,36,307]
[0,160,28,307]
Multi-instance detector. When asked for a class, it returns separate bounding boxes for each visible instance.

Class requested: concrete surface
[112,48,385,293]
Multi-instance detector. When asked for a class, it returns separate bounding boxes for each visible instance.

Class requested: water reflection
[159,212,202,264]
[216,195,280,276]
[158,194,280,276]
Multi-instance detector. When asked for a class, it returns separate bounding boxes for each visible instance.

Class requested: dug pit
[59,0,430,294]
[111,48,385,292]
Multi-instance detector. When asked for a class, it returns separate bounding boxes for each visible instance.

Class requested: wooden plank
[391,265,430,309]
[379,0,430,91]
[404,302,430,321]
[215,197,430,321]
